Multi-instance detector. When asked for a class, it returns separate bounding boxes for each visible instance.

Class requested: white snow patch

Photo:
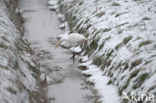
[80,55,88,63]
[82,64,120,103]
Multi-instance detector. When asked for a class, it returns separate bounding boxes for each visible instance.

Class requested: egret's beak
[55,41,61,48]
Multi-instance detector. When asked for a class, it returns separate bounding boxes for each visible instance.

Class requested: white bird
[56,33,88,63]
[56,33,88,48]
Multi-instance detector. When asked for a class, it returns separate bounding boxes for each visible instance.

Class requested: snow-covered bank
[50,0,156,102]
[79,61,120,103]
[0,0,40,103]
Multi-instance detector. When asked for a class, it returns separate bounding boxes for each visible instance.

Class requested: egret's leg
[72,52,75,64]
[70,53,74,59]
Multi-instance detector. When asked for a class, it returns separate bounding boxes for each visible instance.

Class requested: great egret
[56,33,88,63]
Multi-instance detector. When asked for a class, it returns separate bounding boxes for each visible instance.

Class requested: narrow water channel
[18,0,95,103]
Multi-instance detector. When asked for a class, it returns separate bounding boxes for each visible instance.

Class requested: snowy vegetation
[1,0,156,102]
[49,0,156,102]
[0,0,40,102]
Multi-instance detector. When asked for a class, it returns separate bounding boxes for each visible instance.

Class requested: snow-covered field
[48,0,156,102]
[0,0,40,103]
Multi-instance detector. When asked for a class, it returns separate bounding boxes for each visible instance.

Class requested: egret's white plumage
[69,46,82,54]
[56,33,88,64]
[56,33,87,49]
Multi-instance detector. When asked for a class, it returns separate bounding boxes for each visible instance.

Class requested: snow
[48,5,58,10]
[0,0,39,103]
[47,0,59,13]
[0,55,8,67]
[79,55,88,63]
[57,0,156,102]
[59,22,68,29]
[47,0,57,6]
[56,33,69,40]
[57,13,65,22]
[81,63,120,103]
